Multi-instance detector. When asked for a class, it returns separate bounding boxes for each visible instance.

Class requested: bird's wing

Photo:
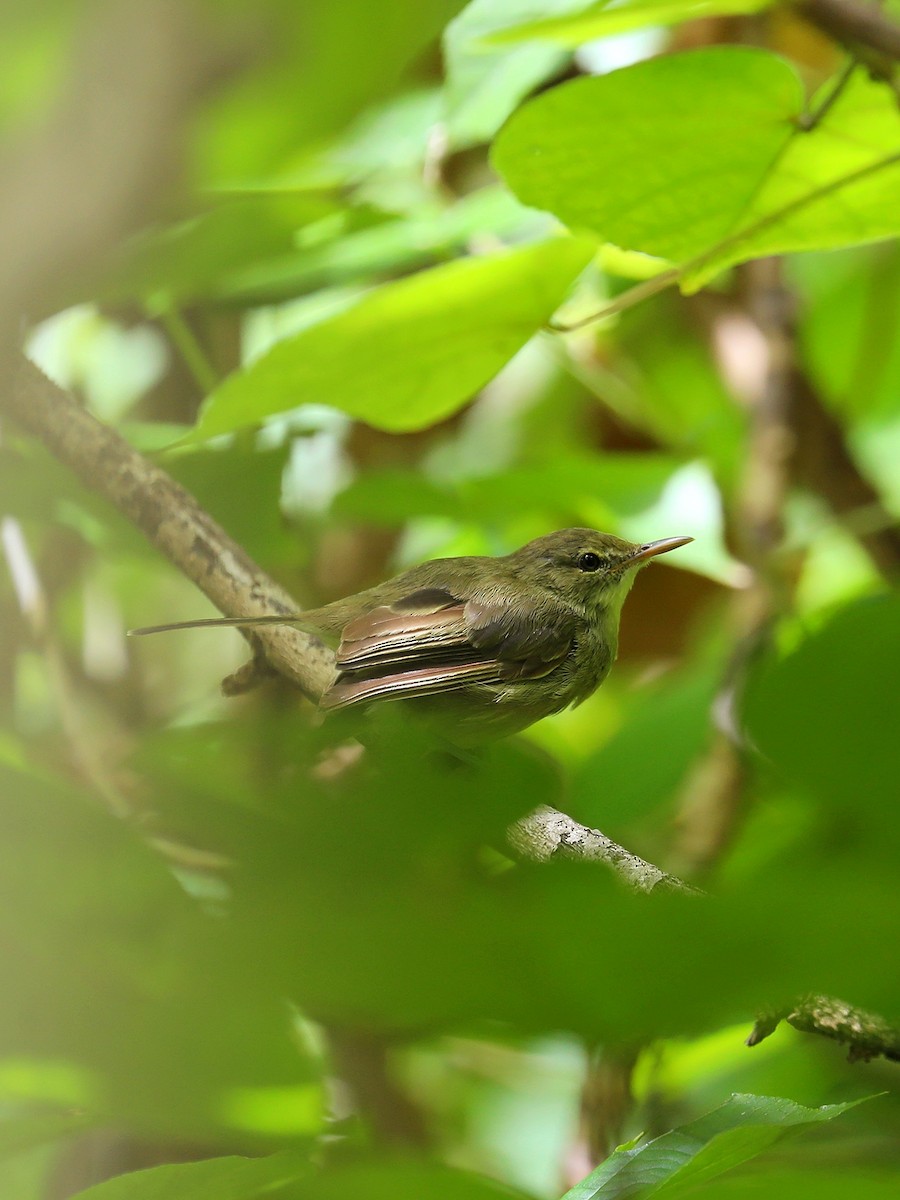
[320,586,575,710]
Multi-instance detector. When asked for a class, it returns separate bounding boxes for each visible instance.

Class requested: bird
[130,528,692,742]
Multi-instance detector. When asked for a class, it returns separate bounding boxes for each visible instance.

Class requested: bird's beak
[629,535,693,565]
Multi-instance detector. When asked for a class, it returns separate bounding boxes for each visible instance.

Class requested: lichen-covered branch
[748,995,900,1063]
[508,805,701,895]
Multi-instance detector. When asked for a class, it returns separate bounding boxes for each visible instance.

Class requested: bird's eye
[577,552,605,572]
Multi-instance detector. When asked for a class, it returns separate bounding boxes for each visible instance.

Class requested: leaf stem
[159,305,219,395]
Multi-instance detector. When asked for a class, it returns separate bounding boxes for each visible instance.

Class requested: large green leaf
[193,238,593,438]
[563,1093,868,1199]
[493,49,800,264]
[688,68,900,289]
[492,49,900,291]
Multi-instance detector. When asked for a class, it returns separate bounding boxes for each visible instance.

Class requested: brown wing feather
[338,604,469,671]
[321,587,577,711]
[321,659,501,709]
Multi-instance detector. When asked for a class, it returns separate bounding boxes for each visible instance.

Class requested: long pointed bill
[628,535,693,566]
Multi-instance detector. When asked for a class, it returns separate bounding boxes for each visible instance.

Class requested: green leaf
[571,668,718,828]
[493,49,800,263]
[466,454,678,519]
[147,713,900,1040]
[193,238,593,438]
[492,50,900,290]
[563,1093,869,1199]
[482,0,770,46]
[68,1151,309,1199]
[744,594,900,819]
[686,69,900,290]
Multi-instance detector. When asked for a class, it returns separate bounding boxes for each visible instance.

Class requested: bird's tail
[128,613,305,636]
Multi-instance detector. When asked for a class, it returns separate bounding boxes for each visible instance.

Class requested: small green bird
[132,529,691,741]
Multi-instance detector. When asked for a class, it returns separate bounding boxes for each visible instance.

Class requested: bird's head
[509,528,693,616]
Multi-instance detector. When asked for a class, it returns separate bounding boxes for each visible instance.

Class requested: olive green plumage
[132,528,691,742]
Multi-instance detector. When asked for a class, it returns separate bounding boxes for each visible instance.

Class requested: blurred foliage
[1,0,899,1198]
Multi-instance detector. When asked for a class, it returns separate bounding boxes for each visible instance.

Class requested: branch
[748,994,900,1063]
[3,358,336,702]
[507,806,701,895]
[795,0,900,62]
